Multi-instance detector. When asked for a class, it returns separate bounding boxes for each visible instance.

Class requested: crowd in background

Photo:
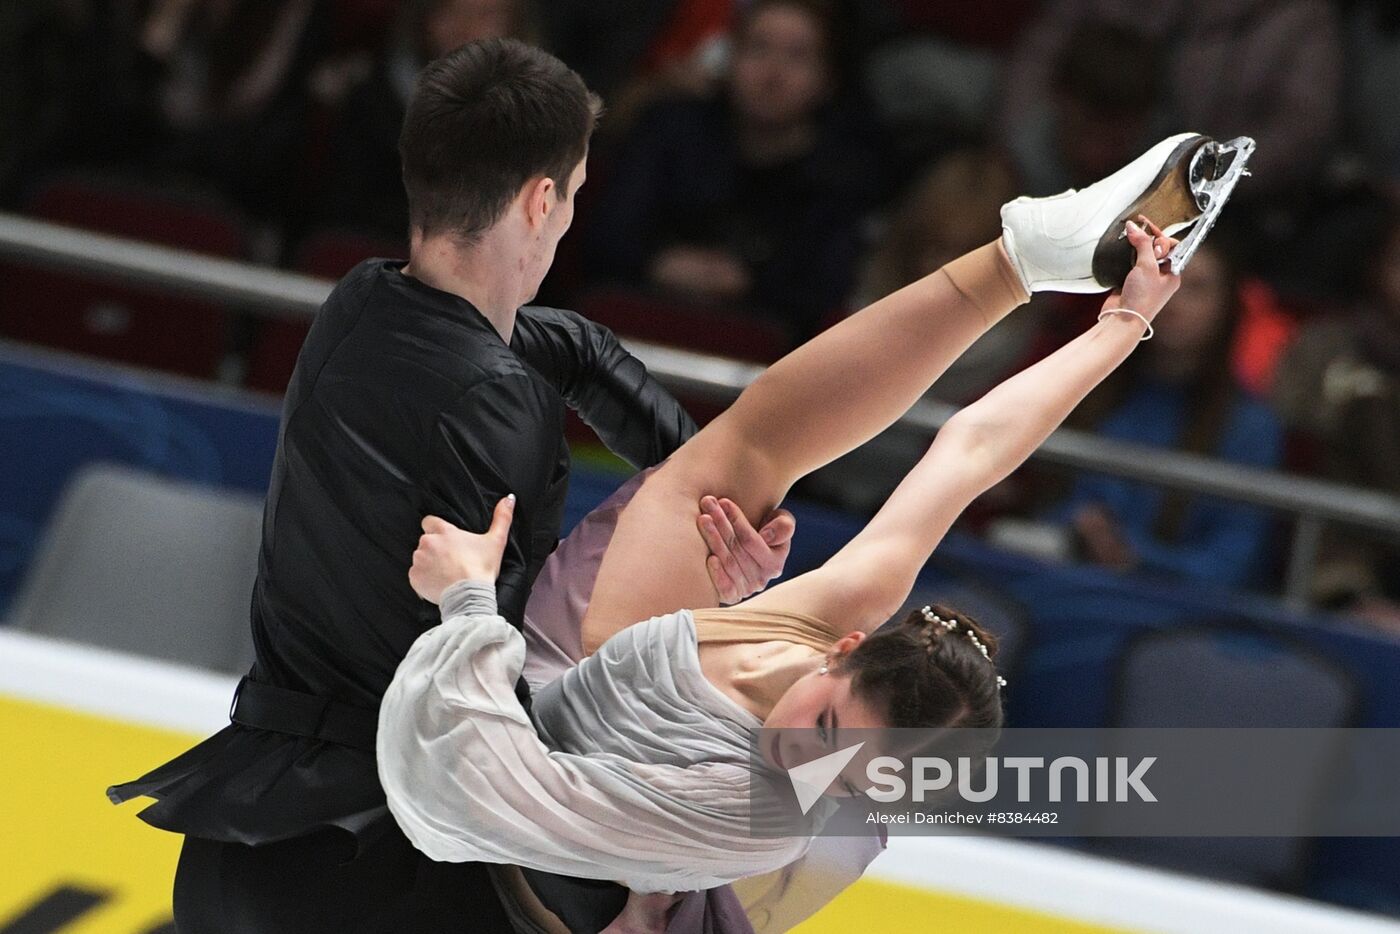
[3,0,1400,626]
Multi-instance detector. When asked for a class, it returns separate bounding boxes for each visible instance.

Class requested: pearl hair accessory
[921,606,1008,688]
[1097,307,1154,340]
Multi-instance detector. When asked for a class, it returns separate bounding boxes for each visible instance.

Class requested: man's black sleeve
[422,372,557,630]
[512,305,697,468]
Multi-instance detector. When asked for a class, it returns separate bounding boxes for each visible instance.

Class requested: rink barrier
[2,211,1399,609]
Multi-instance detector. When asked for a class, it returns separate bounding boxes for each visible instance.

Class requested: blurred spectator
[318,0,537,238]
[999,0,1342,198]
[582,0,887,339]
[1000,22,1166,196]
[543,0,894,145]
[1342,0,1400,198]
[541,0,691,103]
[863,0,1041,170]
[0,1,98,205]
[1041,243,1284,588]
[124,0,334,219]
[580,0,737,148]
[1273,206,1400,627]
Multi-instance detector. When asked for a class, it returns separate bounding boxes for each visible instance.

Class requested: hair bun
[912,603,999,660]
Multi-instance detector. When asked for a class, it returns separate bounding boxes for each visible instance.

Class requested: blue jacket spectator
[1047,243,1285,588]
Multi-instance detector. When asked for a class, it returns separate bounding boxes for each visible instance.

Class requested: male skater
[109,38,792,933]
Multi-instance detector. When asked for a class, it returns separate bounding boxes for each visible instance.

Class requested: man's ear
[523,175,556,231]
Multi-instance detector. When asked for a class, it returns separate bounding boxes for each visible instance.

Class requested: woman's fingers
[706,554,737,604]
[1125,220,1158,271]
[488,494,516,541]
[700,496,758,597]
[757,508,796,549]
[698,509,750,602]
[1136,215,1178,263]
[716,498,772,584]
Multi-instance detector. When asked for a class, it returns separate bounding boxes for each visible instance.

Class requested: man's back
[251,259,569,708]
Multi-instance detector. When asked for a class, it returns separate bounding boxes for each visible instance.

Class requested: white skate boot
[1000,133,1255,293]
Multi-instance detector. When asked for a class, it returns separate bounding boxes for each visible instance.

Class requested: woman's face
[761,651,889,798]
[728,4,831,129]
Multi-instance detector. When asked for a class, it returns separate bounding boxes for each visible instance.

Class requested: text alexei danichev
[868,812,981,824]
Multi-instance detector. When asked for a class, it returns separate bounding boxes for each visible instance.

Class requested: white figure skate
[1001,133,1256,293]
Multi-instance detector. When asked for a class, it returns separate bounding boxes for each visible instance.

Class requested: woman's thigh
[579,430,784,654]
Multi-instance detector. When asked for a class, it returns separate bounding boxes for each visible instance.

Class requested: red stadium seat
[0,174,246,378]
[243,229,405,394]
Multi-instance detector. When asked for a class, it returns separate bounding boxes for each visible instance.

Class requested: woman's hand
[600,890,684,934]
[1109,217,1182,323]
[409,495,515,604]
[697,496,796,604]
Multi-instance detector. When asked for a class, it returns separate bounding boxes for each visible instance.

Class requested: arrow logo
[786,741,865,814]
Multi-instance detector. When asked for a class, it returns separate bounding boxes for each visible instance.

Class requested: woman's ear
[833,630,866,660]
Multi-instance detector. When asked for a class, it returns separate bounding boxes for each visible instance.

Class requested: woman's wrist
[1097,307,1154,341]
[440,579,499,619]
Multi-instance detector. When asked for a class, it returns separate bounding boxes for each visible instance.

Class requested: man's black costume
[109,260,695,932]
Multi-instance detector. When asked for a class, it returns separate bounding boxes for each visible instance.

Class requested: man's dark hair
[399,37,602,242]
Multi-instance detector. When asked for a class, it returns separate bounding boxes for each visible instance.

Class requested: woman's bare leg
[580,242,1029,651]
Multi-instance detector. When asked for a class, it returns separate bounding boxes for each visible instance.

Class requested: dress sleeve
[377,581,808,894]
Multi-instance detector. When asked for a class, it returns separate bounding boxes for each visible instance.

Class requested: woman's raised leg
[579,242,1029,650]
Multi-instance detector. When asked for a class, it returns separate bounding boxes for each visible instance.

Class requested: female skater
[378,132,1252,932]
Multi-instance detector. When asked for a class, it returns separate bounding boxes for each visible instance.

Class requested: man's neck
[402,234,522,343]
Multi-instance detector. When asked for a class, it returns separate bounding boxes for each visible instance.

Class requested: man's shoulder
[320,261,529,387]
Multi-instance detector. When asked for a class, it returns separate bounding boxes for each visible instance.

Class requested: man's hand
[697,495,795,604]
[408,495,514,604]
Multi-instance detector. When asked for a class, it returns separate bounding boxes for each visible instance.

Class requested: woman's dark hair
[399,37,602,242]
[838,604,1004,733]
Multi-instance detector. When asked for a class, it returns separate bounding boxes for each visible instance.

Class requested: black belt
[229,676,379,753]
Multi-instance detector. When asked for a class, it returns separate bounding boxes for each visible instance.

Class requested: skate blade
[1164,136,1256,275]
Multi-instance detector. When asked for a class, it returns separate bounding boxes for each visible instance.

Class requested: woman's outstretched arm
[741,221,1181,634]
